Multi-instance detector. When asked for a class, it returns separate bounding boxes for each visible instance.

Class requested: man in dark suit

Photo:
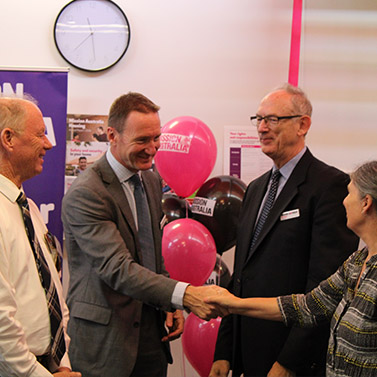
[62,92,219,377]
[210,84,359,377]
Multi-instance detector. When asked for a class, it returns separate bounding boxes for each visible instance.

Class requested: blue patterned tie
[130,174,156,271]
[249,169,281,253]
[17,192,66,367]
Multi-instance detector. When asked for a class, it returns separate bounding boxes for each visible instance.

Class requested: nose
[257,118,270,132]
[145,139,160,155]
[44,135,53,150]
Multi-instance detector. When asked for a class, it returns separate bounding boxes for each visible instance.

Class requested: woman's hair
[351,161,377,212]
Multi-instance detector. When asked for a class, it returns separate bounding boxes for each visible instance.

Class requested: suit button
[236,278,241,284]
[133,322,140,328]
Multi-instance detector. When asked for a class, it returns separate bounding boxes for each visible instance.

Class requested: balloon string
[181,340,187,377]
[218,254,222,287]
[185,198,189,218]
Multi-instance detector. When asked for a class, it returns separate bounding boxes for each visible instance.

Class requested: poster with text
[223,126,272,185]
[65,114,109,193]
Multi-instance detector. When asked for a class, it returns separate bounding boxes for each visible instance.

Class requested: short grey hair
[0,94,38,134]
[274,83,313,117]
[350,161,377,213]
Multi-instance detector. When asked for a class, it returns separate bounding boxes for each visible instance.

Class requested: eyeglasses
[250,115,302,128]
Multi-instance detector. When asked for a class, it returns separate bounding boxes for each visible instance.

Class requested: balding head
[0,97,52,187]
[0,97,35,135]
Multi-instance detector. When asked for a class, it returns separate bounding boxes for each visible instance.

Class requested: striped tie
[17,192,66,368]
[129,174,156,271]
[249,169,281,253]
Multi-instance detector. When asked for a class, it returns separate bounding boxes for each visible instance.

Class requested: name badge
[280,209,300,221]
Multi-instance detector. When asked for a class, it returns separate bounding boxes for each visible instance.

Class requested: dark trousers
[130,305,168,377]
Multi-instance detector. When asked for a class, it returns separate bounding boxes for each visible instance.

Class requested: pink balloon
[182,314,222,377]
[155,116,217,198]
[162,218,216,286]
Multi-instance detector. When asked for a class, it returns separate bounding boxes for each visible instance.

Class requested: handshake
[182,284,236,320]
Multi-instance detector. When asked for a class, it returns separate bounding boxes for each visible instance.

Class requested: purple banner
[0,69,68,244]
[230,147,241,178]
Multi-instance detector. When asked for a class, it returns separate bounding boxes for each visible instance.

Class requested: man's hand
[208,360,230,377]
[162,310,184,342]
[183,285,224,320]
[267,361,295,377]
[204,288,237,317]
[53,367,82,376]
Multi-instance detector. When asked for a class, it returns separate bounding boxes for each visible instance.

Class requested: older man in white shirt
[0,97,81,377]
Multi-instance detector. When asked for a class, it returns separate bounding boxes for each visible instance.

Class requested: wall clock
[54,0,131,72]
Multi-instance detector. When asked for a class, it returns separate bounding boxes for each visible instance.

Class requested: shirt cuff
[59,352,71,371]
[171,282,189,310]
[31,361,54,377]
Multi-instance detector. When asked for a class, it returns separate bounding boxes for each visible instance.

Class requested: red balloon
[162,218,216,286]
[182,314,222,377]
[154,116,217,198]
[192,175,247,254]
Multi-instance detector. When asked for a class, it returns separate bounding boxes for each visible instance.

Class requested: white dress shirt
[256,146,307,223]
[0,174,71,377]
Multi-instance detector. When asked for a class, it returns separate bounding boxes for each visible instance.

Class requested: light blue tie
[130,174,156,271]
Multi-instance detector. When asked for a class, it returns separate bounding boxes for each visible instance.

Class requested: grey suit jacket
[62,156,178,377]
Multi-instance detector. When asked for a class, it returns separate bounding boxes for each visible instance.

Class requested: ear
[297,115,311,137]
[0,128,17,151]
[107,127,117,144]
[362,194,374,214]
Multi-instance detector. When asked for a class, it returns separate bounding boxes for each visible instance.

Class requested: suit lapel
[237,171,270,269]
[244,149,314,266]
[95,156,138,235]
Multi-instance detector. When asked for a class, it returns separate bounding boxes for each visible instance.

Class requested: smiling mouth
[260,137,273,144]
[139,155,152,162]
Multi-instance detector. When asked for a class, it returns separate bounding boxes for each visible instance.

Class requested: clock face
[54,0,131,72]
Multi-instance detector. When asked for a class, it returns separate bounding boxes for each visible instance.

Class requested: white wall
[301,2,377,172]
[1,1,376,376]
[0,0,295,179]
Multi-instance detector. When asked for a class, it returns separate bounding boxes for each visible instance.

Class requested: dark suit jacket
[62,156,178,377]
[214,149,359,376]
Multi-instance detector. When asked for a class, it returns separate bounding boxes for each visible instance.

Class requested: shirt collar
[274,146,307,181]
[0,174,23,203]
[106,149,137,183]
[365,248,377,266]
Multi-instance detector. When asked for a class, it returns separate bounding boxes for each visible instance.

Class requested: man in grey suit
[62,92,220,377]
[210,84,359,377]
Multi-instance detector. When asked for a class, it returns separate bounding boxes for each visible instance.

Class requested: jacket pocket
[71,301,111,325]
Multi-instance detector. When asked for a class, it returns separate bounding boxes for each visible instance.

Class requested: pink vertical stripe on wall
[288,0,303,86]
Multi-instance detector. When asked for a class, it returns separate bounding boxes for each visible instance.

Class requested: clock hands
[87,17,93,34]
[73,18,95,60]
[74,33,92,51]
[87,18,96,60]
